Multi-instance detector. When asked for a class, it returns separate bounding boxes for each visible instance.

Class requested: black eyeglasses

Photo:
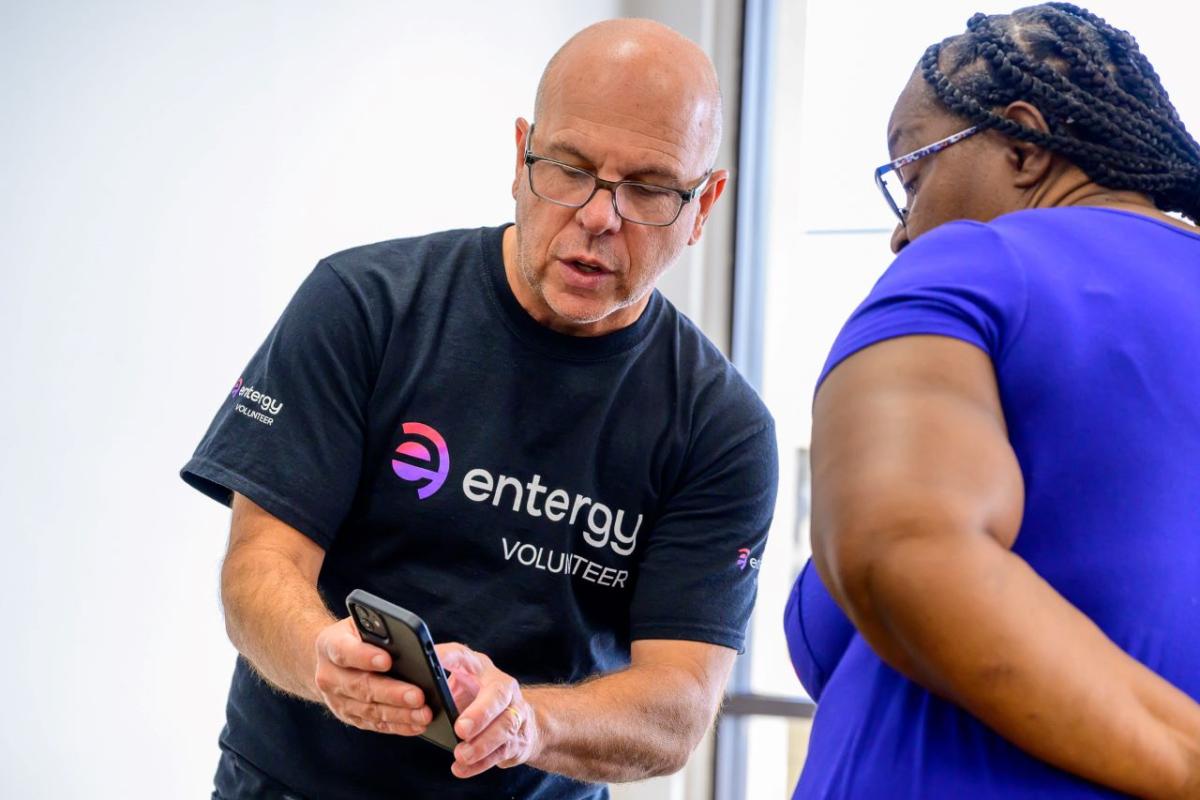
[874,125,982,225]
[523,124,712,227]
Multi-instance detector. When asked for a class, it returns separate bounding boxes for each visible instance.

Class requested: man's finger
[338,697,433,727]
[449,681,474,712]
[325,625,393,672]
[341,712,369,730]
[436,642,482,674]
[339,711,426,737]
[452,735,510,779]
[453,713,512,767]
[332,672,427,709]
[455,677,514,740]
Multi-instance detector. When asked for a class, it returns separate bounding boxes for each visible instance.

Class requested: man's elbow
[653,681,720,777]
[218,550,254,651]
[640,728,702,778]
[606,730,693,781]
[654,747,693,778]
[616,673,718,778]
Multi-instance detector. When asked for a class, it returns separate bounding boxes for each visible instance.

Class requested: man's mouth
[561,254,612,275]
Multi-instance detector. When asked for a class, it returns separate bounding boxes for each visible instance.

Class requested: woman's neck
[1053,182,1198,234]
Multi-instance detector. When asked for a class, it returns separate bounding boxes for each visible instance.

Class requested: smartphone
[344,589,460,751]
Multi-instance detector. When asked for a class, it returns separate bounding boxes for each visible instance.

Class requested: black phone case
[344,589,460,751]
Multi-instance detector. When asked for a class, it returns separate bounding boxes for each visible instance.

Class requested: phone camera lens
[354,606,383,635]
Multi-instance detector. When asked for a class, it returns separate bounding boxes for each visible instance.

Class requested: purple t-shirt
[788,207,1200,798]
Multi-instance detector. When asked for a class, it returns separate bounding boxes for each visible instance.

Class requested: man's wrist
[522,686,557,769]
[298,616,338,703]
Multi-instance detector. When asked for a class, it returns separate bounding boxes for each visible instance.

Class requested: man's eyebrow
[543,139,683,185]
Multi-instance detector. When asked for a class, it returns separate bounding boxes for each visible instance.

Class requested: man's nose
[575,187,622,236]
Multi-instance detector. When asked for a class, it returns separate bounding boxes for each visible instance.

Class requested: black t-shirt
[182,225,777,800]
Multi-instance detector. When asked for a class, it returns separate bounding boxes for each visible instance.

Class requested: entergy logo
[391,422,450,500]
[736,547,760,571]
[230,376,284,425]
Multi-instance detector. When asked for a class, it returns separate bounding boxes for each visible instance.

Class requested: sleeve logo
[229,376,284,425]
[737,547,760,571]
[391,422,450,500]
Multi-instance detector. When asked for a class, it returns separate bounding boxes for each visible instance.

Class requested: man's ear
[512,118,531,199]
[1001,101,1054,189]
[688,168,729,245]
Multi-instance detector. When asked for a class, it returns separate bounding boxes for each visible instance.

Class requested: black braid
[920,3,1200,222]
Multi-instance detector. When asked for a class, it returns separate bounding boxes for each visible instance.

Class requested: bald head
[534,18,724,170]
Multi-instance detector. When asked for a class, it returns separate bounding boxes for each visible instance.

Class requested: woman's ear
[1002,101,1055,189]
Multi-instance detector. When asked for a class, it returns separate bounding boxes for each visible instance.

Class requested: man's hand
[438,643,540,779]
[313,617,434,736]
[222,492,731,784]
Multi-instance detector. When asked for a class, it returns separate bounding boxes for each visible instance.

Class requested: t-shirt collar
[481,224,663,361]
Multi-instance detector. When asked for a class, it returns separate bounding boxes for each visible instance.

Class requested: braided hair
[921,3,1200,222]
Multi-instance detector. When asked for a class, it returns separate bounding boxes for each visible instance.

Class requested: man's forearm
[524,662,714,783]
[828,533,1200,800]
[220,545,334,702]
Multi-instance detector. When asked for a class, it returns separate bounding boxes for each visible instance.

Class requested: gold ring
[504,705,523,731]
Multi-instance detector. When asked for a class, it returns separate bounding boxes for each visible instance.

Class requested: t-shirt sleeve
[817,220,1028,389]
[180,261,376,549]
[628,410,778,653]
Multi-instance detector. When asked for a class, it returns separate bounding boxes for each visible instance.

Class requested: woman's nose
[890,221,910,254]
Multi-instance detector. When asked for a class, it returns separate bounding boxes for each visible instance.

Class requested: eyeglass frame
[522,123,713,227]
[873,125,982,225]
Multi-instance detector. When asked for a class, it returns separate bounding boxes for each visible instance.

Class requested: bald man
[182,19,776,800]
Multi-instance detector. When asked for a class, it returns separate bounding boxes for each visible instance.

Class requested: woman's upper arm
[810,335,1024,624]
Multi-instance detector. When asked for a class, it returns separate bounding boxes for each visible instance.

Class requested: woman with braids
[784,4,1200,798]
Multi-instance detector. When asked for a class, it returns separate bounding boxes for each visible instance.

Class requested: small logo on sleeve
[391,422,450,500]
[230,377,284,426]
[736,547,760,571]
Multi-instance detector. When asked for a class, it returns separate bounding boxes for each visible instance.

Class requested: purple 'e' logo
[737,548,751,570]
[231,377,244,399]
[391,422,450,500]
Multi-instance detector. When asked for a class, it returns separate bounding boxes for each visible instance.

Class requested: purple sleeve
[817,220,1027,390]
[784,559,856,700]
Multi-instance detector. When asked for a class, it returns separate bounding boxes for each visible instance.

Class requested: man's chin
[539,290,627,331]
[546,300,615,328]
